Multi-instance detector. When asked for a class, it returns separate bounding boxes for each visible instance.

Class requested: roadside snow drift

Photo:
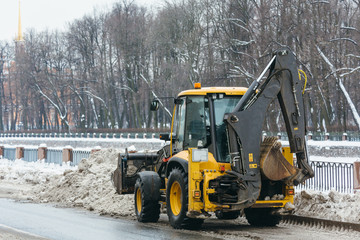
[29,148,135,217]
[295,190,360,223]
[0,159,74,184]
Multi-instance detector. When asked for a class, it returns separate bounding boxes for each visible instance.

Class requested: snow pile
[295,189,360,223]
[29,148,135,217]
[0,159,75,184]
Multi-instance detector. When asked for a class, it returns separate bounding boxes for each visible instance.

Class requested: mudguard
[165,156,188,178]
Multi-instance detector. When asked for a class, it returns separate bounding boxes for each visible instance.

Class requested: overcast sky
[0,0,164,42]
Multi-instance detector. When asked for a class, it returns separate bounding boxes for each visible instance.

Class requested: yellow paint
[294,127,299,131]
[174,150,232,171]
[188,149,230,213]
[249,164,257,168]
[282,147,293,165]
[188,148,204,214]
[170,181,182,216]
[178,87,248,97]
[136,188,142,213]
[253,147,295,207]
[172,151,189,161]
[252,199,288,208]
[298,69,308,94]
[249,153,253,162]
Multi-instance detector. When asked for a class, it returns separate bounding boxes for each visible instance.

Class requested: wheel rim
[136,188,142,213]
[170,181,182,216]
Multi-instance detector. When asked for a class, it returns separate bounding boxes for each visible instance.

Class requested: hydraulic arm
[225,48,314,207]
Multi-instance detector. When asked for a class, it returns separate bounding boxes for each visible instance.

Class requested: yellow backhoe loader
[111,47,314,229]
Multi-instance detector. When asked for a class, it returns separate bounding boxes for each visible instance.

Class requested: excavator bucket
[260,137,299,183]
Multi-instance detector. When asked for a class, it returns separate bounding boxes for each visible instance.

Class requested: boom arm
[224,48,314,207]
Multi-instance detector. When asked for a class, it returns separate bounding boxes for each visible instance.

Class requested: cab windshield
[213,96,242,163]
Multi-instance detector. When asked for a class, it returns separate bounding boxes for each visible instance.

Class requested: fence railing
[46,149,64,165]
[1,146,91,166]
[23,148,38,162]
[73,150,91,166]
[0,132,161,139]
[296,161,354,194]
[269,132,360,142]
[3,147,16,160]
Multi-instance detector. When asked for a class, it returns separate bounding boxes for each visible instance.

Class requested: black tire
[166,168,203,229]
[244,208,281,226]
[215,210,241,220]
[134,177,160,222]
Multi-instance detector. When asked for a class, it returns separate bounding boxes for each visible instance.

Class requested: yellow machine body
[183,147,294,216]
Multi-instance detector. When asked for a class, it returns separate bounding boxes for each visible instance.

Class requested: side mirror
[150,99,159,111]
[159,133,170,141]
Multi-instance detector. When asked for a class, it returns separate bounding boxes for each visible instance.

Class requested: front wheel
[134,176,160,222]
[166,168,203,229]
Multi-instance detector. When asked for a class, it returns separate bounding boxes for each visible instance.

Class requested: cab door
[171,96,210,156]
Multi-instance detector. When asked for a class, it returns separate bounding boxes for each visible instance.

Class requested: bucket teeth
[260,136,299,184]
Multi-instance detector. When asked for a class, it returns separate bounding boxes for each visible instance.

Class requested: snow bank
[0,159,75,184]
[295,190,360,223]
[28,148,135,217]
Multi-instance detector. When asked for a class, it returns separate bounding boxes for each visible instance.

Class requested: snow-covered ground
[0,147,359,224]
[310,156,359,164]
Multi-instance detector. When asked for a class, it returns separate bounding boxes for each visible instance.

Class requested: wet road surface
[1,198,359,240]
[0,199,221,240]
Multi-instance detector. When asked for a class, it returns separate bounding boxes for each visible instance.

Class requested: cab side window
[172,98,186,152]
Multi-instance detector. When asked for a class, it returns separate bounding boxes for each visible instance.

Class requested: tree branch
[316,45,360,129]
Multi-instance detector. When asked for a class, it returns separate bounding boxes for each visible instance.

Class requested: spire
[16,0,24,42]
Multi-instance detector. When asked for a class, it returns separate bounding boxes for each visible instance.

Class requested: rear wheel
[215,210,241,220]
[134,177,160,222]
[166,168,203,229]
[244,208,281,226]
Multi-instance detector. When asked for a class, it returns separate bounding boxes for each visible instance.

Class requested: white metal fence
[295,161,354,194]
[2,147,90,166]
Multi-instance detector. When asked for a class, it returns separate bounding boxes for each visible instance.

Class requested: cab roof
[178,87,248,97]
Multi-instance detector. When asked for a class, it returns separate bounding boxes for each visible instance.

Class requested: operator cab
[170,85,247,163]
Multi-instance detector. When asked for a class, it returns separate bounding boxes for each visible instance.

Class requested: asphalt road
[1,198,359,240]
[0,199,221,240]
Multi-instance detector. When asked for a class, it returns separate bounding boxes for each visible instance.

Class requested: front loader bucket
[111,164,138,194]
[111,167,123,194]
[260,137,299,183]
[111,151,160,194]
